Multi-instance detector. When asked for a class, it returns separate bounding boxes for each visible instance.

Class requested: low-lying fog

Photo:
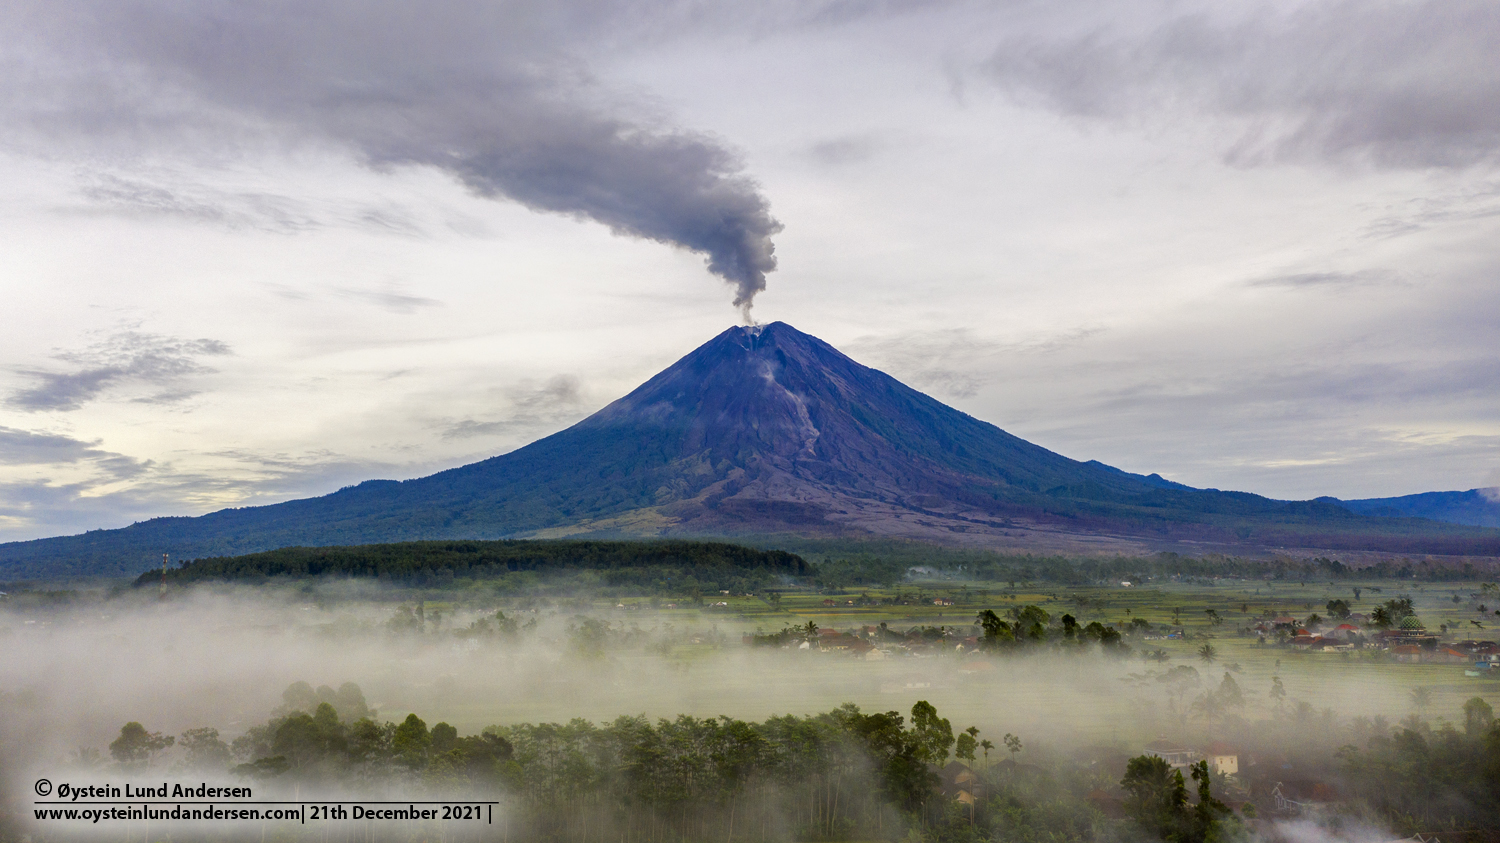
[4,583,1497,842]
[0,586,1465,765]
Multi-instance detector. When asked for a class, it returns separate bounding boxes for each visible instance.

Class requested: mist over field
[4,576,1498,841]
[6,588,1138,757]
[0,586,1464,748]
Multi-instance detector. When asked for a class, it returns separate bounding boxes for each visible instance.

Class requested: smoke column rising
[2,0,782,316]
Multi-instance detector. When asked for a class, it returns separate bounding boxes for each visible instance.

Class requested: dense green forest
[84,685,1219,843]
[113,535,1495,601]
[70,683,1500,843]
[131,540,806,593]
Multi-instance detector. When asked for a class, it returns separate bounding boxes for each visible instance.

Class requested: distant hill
[4,322,1498,579]
[1324,489,1500,529]
[132,539,805,589]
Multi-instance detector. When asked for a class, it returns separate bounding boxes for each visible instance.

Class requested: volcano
[4,322,1498,577]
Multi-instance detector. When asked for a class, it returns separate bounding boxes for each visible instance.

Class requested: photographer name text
[54,782,252,801]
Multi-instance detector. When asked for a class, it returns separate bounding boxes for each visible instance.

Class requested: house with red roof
[1391,644,1425,662]
[1328,623,1362,642]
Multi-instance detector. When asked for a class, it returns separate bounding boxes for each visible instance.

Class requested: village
[738,591,1500,679]
[347,572,1500,837]
[707,580,1500,838]
[1248,611,1500,671]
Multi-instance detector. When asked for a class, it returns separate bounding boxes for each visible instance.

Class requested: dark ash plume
[444,116,781,321]
[1,1,781,315]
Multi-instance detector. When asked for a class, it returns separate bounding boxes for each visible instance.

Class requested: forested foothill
[102,537,1500,601]
[128,539,807,595]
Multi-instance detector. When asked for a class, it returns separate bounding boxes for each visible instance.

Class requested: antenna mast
[159,553,168,598]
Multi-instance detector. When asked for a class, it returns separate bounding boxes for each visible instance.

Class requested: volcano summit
[4,323,1497,577]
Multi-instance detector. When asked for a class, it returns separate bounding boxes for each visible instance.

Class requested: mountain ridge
[1323,489,1500,529]
[4,322,1498,578]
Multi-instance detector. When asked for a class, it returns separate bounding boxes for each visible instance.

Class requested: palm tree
[1198,643,1218,663]
[1192,689,1225,735]
[1269,676,1287,712]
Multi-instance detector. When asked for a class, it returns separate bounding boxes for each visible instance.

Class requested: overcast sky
[2,0,1498,542]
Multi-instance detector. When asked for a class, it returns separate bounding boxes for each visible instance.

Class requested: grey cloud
[74,172,444,237]
[846,329,994,398]
[848,326,1104,399]
[266,284,311,301]
[7,1,785,316]
[906,370,984,400]
[982,0,1500,169]
[1247,270,1394,289]
[1088,356,1500,417]
[999,350,1500,499]
[444,375,583,439]
[888,258,1500,500]
[443,420,519,440]
[1361,181,1500,239]
[511,375,581,409]
[1,427,113,466]
[270,282,440,313]
[336,286,443,315]
[0,449,416,542]
[73,173,319,232]
[1481,469,1500,491]
[10,369,122,413]
[0,479,128,540]
[0,427,151,485]
[1082,423,1500,502]
[7,331,231,412]
[653,0,962,35]
[91,454,154,481]
[199,449,412,495]
[352,207,425,237]
[131,388,206,406]
[806,135,883,166]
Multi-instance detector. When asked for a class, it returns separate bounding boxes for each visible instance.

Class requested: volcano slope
[4,322,1498,577]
